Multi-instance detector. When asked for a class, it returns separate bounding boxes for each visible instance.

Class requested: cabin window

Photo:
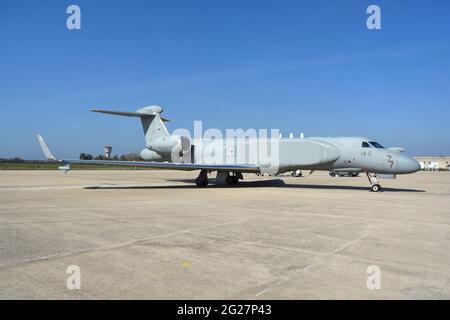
[362,141,371,148]
[369,141,384,148]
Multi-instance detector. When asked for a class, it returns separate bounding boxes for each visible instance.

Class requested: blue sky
[1,0,449,159]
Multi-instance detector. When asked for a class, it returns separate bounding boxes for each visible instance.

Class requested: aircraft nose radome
[397,155,421,174]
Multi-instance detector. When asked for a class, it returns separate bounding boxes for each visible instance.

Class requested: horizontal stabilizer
[92,107,170,122]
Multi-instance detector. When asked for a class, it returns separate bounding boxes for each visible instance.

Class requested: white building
[414,156,450,171]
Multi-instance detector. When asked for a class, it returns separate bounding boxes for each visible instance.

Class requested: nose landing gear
[366,172,382,192]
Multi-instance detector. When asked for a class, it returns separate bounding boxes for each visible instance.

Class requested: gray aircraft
[37,105,420,192]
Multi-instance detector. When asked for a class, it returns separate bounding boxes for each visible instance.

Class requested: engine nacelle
[140,148,162,161]
[149,135,190,156]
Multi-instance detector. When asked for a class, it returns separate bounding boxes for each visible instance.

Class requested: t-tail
[91,105,190,161]
[91,105,170,148]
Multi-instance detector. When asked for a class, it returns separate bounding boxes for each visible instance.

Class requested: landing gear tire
[371,184,381,192]
[226,175,239,185]
[329,172,336,177]
[195,170,209,187]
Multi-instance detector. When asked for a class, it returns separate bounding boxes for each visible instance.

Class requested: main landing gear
[366,172,382,192]
[195,171,243,187]
[195,170,209,187]
[225,172,243,185]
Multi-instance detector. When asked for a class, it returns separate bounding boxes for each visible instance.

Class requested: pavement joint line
[1,213,447,230]
[4,221,419,267]
[329,220,392,255]
[0,217,149,226]
[281,212,450,229]
[253,219,392,298]
[187,231,329,257]
[189,230,384,261]
[0,218,249,270]
[285,211,386,223]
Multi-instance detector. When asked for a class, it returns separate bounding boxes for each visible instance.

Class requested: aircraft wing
[36,135,259,173]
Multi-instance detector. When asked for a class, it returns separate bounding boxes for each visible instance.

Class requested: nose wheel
[371,183,381,192]
[366,172,382,192]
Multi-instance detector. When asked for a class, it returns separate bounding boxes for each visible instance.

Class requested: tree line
[0,153,142,163]
[79,153,142,161]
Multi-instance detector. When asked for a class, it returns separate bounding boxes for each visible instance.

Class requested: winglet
[36,135,56,161]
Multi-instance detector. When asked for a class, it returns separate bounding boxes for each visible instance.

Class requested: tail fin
[91,105,170,147]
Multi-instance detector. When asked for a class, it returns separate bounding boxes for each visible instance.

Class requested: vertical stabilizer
[138,106,170,147]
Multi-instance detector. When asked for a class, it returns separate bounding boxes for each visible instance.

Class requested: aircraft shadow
[84,179,425,192]
[282,184,425,192]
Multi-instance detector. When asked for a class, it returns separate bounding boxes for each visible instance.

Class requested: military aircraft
[37,105,420,192]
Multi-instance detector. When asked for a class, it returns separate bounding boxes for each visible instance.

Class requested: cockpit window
[369,141,384,148]
[362,141,371,148]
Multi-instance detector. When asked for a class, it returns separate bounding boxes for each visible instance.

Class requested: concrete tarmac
[0,170,449,299]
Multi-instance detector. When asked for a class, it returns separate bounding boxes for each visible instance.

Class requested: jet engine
[177,136,191,155]
[140,148,162,161]
[150,135,191,157]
